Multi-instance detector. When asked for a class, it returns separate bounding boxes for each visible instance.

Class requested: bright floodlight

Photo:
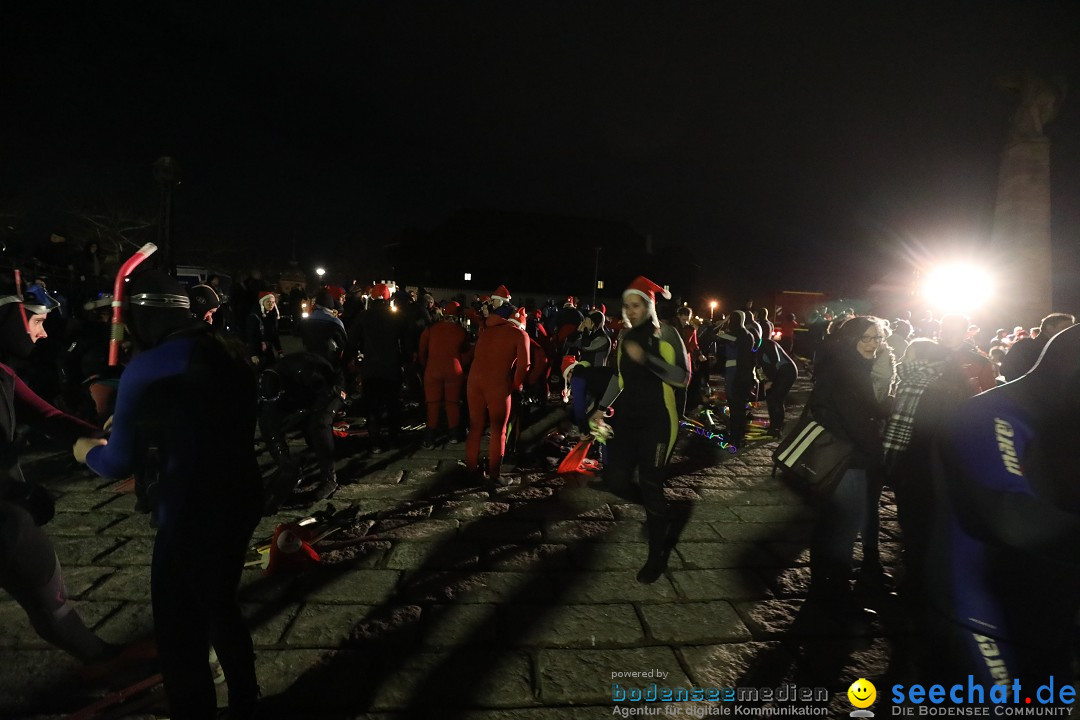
[923,264,994,313]
[315,267,326,277]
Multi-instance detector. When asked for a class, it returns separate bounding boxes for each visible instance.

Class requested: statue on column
[996,71,1067,140]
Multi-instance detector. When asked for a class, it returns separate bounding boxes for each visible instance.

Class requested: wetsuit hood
[0,301,37,360]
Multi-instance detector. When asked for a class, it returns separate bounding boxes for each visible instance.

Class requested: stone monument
[989,71,1066,328]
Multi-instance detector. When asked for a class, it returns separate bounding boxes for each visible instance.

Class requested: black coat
[809,347,883,469]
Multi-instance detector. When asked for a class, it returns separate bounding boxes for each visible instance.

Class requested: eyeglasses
[859,335,885,344]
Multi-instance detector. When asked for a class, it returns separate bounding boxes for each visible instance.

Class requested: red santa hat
[442,300,460,317]
[370,283,392,301]
[623,276,671,305]
[507,306,527,329]
[491,285,511,303]
[258,292,276,311]
[560,355,591,401]
[265,523,321,575]
[560,355,578,376]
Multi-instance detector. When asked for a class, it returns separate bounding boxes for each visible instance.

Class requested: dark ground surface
[1,377,922,719]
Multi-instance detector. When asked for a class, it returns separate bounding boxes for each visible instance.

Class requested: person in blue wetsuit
[926,324,1080,689]
[591,276,689,584]
[75,270,262,720]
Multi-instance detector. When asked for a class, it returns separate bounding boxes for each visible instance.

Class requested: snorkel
[108,243,158,366]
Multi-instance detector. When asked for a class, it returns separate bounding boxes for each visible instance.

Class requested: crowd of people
[0,249,1078,715]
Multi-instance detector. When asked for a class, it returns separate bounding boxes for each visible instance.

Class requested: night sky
[2,3,1079,304]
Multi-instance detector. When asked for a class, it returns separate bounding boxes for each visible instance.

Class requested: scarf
[882,359,946,457]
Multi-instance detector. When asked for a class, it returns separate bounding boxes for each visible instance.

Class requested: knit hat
[623,276,671,305]
[491,285,511,303]
[370,283,392,301]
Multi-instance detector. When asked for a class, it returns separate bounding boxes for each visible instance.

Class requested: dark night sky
[2,3,1079,301]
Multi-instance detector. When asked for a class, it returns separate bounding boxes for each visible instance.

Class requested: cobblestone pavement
[2,379,910,719]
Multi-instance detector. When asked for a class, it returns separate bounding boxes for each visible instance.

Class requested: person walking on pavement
[418,301,471,447]
[590,276,689,584]
[465,299,529,485]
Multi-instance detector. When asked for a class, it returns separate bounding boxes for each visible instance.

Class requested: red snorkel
[108,243,158,366]
[13,269,30,334]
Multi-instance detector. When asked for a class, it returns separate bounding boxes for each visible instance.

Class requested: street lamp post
[153,157,180,275]
[591,247,601,307]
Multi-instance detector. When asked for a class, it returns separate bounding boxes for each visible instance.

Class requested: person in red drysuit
[418,301,471,447]
[465,303,530,484]
[506,307,550,453]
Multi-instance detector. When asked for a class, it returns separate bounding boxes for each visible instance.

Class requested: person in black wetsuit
[566,310,612,368]
[0,282,113,663]
[258,351,344,508]
[591,276,689,584]
[76,270,262,720]
[759,320,798,437]
[924,324,1080,691]
[348,284,405,454]
[717,310,757,445]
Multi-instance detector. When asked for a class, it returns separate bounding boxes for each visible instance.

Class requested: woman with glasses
[806,316,889,618]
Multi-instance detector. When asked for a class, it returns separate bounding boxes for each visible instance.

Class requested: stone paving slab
[84,565,151,601]
[397,570,553,604]
[421,603,499,647]
[368,649,536,709]
[296,568,401,604]
[568,542,681,571]
[669,568,773,601]
[502,603,644,648]
[639,600,752,643]
[44,509,127,536]
[548,571,679,604]
[384,539,483,570]
[94,535,155,565]
[51,534,125,565]
[93,600,154,643]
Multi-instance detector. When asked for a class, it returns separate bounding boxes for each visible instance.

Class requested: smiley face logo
[848,678,877,709]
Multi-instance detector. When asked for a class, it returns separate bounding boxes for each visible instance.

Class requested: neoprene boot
[636,513,672,584]
[312,463,338,501]
[263,439,302,514]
